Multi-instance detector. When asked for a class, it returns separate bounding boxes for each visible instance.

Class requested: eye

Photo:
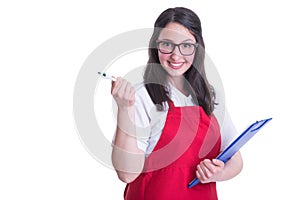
[181,43,193,49]
[161,41,173,47]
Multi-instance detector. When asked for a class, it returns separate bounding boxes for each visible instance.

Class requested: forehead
[158,22,196,42]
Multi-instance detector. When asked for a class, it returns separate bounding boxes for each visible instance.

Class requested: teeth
[170,62,182,67]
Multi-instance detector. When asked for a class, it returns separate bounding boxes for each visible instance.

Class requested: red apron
[124,101,221,200]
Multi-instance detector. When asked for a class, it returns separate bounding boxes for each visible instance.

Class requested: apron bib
[124,101,221,200]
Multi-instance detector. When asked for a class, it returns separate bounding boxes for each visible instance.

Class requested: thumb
[111,77,117,94]
[111,81,115,94]
[212,159,224,167]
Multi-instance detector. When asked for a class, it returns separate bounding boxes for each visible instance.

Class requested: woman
[111,7,243,199]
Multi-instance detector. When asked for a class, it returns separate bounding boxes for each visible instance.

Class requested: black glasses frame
[156,40,199,56]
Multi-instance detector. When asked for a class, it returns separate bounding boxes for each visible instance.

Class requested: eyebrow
[158,38,195,43]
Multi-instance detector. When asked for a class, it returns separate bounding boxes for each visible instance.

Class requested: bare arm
[111,78,145,183]
[196,151,243,183]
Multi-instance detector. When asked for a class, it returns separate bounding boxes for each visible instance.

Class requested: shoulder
[134,82,149,98]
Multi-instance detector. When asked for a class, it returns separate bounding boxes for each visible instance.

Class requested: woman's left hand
[196,159,225,183]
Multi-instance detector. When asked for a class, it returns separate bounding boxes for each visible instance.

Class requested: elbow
[235,151,244,174]
[239,156,244,173]
[117,171,140,183]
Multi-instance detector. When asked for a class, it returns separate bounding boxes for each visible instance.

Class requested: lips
[168,61,184,69]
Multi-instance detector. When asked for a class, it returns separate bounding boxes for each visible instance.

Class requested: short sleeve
[213,87,238,151]
[219,110,238,151]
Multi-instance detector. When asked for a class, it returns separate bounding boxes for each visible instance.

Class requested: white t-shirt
[131,82,238,156]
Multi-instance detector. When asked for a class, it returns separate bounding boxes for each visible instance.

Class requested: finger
[200,161,212,179]
[198,163,212,183]
[111,78,117,93]
[113,78,126,98]
[196,164,206,181]
[196,170,201,180]
[128,86,135,106]
[111,77,122,95]
[123,81,133,100]
[203,159,217,172]
[212,159,224,168]
[198,163,210,181]
[122,81,135,106]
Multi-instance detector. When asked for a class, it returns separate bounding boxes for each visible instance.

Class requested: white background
[1,0,299,199]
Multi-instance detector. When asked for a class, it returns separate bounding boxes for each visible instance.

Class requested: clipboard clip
[251,118,272,132]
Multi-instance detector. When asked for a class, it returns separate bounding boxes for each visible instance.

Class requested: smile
[168,62,184,69]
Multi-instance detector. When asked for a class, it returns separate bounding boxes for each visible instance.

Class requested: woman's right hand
[111,77,135,108]
[111,78,143,183]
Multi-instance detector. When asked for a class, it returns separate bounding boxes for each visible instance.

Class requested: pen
[98,72,117,81]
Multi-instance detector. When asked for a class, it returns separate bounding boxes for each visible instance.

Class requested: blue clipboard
[188,118,272,188]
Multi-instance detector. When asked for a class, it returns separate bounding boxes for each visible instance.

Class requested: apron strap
[167,100,175,109]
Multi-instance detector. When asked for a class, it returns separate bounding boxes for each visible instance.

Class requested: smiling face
[157,22,197,82]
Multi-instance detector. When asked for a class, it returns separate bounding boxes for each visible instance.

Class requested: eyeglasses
[156,40,198,56]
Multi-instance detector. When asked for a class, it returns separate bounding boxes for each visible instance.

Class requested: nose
[171,46,181,60]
